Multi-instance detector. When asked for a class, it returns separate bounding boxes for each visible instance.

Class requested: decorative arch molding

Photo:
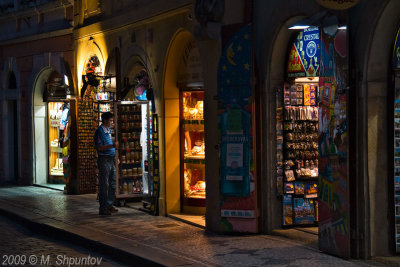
[120,44,159,111]
[77,39,106,91]
[121,44,157,94]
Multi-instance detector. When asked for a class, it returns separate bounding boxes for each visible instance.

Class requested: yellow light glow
[75,32,109,96]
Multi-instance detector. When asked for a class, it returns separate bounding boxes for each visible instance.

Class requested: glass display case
[114,101,150,199]
[181,91,205,206]
[48,102,65,182]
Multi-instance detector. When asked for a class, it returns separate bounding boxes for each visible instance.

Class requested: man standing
[95,112,119,215]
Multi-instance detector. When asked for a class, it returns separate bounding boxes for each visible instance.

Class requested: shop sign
[315,0,360,10]
[287,27,320,78]
[218,24,253,197]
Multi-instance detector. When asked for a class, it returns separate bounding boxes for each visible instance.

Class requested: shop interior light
[288,11,327,30]
[186,81,204,88]
[295,77,319,83]
[289,25,310,30]
[64,75,69,86]
[338,26,347,30]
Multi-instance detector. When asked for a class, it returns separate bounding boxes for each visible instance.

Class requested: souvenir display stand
[77,99,98,193]
[114,101,151,203]
[278,81,319,226]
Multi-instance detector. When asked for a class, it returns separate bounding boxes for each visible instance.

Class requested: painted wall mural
[318,27,350,259]
[218,24,257,233]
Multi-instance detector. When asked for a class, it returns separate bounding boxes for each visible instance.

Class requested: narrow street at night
[2,0,400,265]
[0,186,387,266]
[0,214,124,267]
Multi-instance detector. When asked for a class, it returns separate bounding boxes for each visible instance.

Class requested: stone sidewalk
[0,186,386,266]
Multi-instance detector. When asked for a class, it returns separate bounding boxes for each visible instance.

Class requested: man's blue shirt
[95,124,115,157]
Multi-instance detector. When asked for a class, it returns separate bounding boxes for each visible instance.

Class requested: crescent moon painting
[227,43,237,66]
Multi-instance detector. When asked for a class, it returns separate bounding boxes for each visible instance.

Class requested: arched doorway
[364,0,400,256]
[265,16,352,258]
[33,68,70,189]
[163,29,205,219]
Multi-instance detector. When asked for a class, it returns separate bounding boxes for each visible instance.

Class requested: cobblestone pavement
[0,215,123,267]
[0,186,387,267]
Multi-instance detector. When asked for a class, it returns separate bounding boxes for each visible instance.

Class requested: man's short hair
[101,112,113,122]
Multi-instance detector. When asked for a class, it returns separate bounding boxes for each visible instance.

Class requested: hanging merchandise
[133,70,150,101]
[279,80,319,226]
[77,99,97,193]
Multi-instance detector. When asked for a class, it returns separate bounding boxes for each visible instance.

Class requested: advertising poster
[318,27,350,258]
[226,143,244,181]
[218,24,256,233]
[287,27,320,78]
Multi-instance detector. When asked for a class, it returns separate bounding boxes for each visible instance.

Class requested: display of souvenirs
[305,182,318,198]
[183,92,204,120]
[294,181,305,195]
[284,83,291,106]
[284,106,319,121]
[310,85,317,106]
[283,194,293,225]
[303,84,311,106]
[293,198,315,224]
[117,103,144,194]
[284,183,294,194]
[77,100,97,193]
[290,85,297,106]
[278,82,319,225]
[48,102,65,181]
[182,90,206,200]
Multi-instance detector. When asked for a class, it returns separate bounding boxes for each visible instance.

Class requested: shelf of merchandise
[114,101,150,200]
[180,90,205,210]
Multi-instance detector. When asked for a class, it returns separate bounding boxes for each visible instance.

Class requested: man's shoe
[99,209,112,215]
[108,206,118,213]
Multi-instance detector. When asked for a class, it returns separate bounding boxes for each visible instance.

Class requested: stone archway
[162,28,193,214]
[363,0,400,257]
[32,67,54,185]
[262,17,306,232]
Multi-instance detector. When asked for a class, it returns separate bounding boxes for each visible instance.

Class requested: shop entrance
[163,29,205,226]
[33,68,67,190]
[271,24,351,258]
